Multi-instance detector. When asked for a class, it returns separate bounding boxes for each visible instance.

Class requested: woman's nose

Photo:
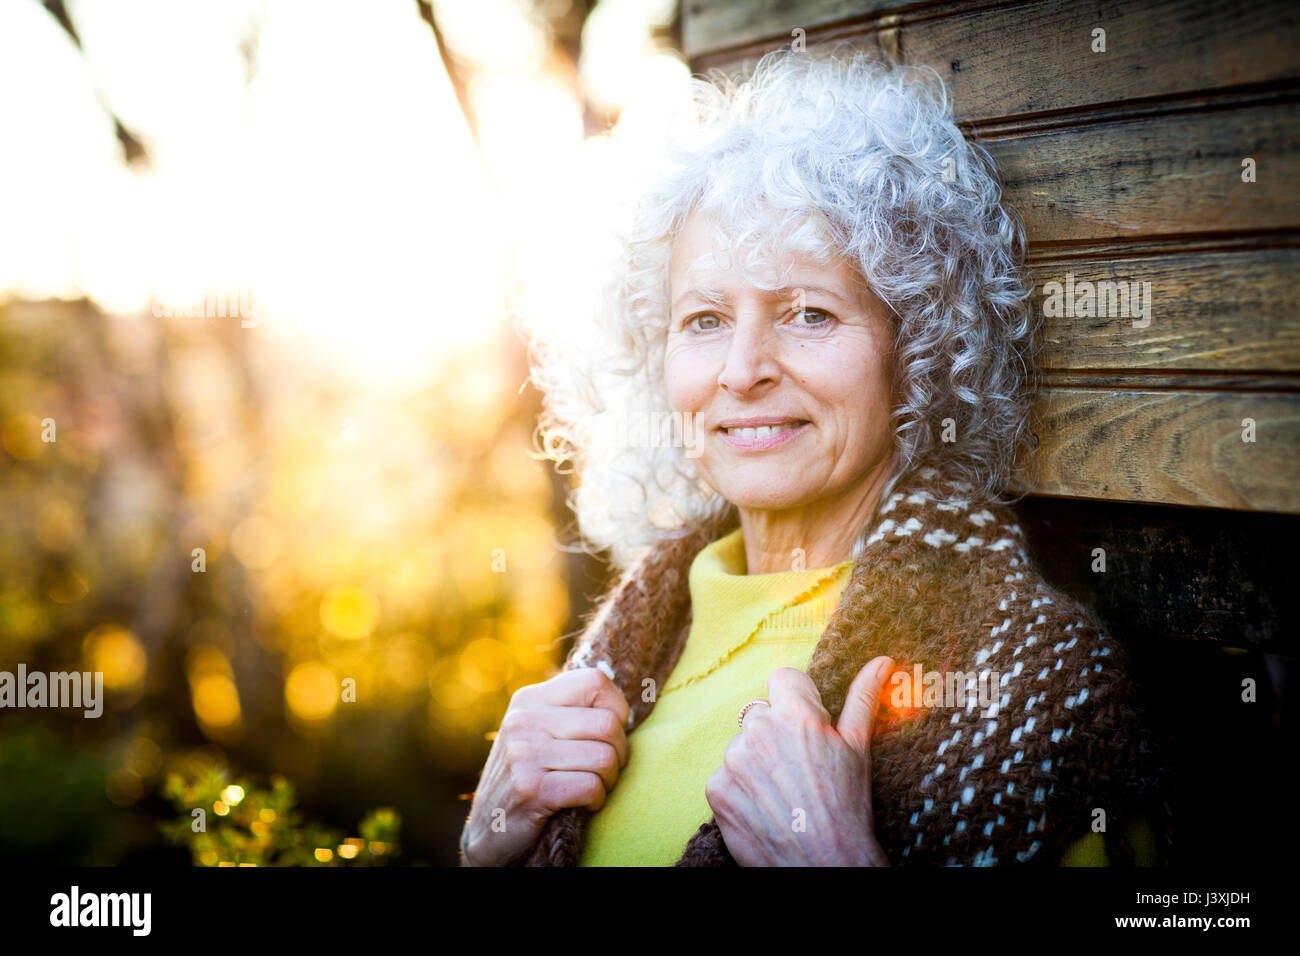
[717,318,779,395]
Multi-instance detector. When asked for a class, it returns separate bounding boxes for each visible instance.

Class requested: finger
[836,656,895,754]
[547,668,630,727]
[736,697,771,733]
[536,770,607,813]
[538,705,629,767]
[704,765,729,814]
[541,738,621,791]
[767,667,830,722]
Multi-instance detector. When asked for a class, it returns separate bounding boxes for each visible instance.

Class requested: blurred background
[0,0,689,865]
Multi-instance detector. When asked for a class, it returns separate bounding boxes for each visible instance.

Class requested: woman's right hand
[460,666,630,866]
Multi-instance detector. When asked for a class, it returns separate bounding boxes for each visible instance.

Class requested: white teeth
[725,423,800,439]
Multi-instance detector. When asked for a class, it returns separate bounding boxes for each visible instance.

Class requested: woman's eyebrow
[670,287,727,312]
[780,284,853,305]
[671,284,853,313]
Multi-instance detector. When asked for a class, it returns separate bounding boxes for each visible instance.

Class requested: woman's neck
[736,465,890,574]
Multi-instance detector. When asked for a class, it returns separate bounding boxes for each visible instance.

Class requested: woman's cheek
[812,335,890,401]
[790,343,866,396]
[664,345,718,414]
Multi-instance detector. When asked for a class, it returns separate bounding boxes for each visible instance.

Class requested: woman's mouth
[717,420,809,451]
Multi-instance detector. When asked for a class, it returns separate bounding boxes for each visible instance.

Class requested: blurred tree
[40,0,147,165]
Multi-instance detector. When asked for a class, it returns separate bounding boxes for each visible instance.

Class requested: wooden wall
[678,0,1299,865]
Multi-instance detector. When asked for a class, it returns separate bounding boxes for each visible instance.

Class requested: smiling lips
[716,417,809,450]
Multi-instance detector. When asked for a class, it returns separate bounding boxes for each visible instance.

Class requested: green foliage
[0,722,125,864]
[160,766,400,866]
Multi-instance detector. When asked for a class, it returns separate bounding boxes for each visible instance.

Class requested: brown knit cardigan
[501,465,1158,866]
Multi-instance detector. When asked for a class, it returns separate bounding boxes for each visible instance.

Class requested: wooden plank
[1021,388,1300,511]
[1041,372,1300,391]
[1028,246,1300,372]
[908,0,1300,122]
[682,0,925,59]
[988,101,1300,242]
[687,0,1300,123]
[1015,494,1299,650]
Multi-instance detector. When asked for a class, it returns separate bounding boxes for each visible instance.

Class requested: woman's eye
[690,313,721,331]
[793,308,832,326]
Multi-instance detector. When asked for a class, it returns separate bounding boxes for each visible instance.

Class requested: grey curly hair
[530,47,1038,573]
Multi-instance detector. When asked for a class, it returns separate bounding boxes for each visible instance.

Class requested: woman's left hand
[705,657,895,866]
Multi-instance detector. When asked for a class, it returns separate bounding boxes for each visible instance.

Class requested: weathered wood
[907,0,1300,122]
[987,101,1300,242]
[682,0,921,58]
[1041,372,1300,391]
[1028,245,1300,372]
[1021,387,1300,511]
[688,0,1300,124]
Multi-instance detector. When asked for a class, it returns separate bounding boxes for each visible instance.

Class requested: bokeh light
[0,0,685,866]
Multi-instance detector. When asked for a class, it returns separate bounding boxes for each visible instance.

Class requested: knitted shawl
[521,465,1158,866]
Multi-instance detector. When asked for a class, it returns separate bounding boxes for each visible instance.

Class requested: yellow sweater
[579,527,1154,866]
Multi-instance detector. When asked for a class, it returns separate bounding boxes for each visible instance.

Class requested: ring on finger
[737,698,770,729]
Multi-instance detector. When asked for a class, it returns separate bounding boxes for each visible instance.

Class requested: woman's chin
[714,480,816,513]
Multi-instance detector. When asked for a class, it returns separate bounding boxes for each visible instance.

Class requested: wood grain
[907,0,1300,122]
[986,101,1300,242]
[1028,245,1300,372]
[687,0,1300,123]
[683,0,920,58]
[1021,388,1300,511]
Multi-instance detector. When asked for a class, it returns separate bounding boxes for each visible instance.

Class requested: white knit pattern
[884,469,1106,866]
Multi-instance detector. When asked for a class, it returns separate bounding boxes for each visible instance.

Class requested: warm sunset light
[0,0,688,386]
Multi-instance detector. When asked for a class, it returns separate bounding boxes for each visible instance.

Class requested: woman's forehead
[669,208,859,298]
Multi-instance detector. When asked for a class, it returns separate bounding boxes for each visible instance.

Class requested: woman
[460,49,1159,867]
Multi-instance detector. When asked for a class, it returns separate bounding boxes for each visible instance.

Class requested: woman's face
[664,209,896,514]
